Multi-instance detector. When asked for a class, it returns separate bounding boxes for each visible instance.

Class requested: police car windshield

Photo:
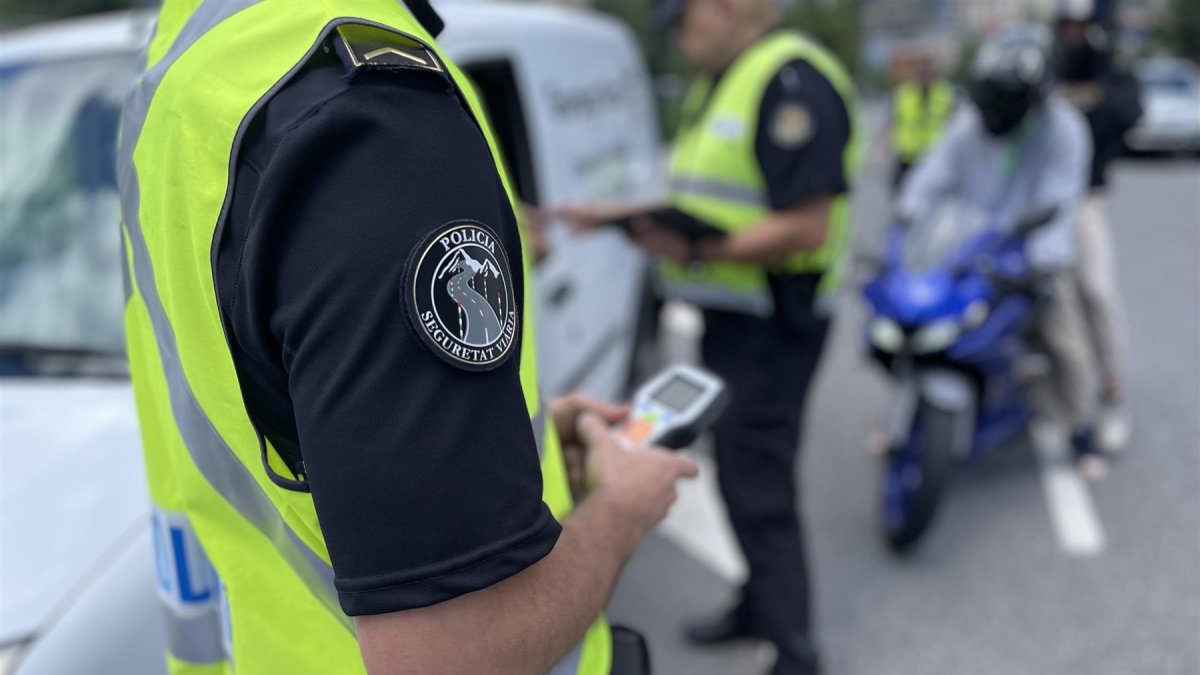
[902,200,991,273]
[0,54,137,372]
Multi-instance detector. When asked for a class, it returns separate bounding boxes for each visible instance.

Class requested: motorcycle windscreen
[900,199,992,273]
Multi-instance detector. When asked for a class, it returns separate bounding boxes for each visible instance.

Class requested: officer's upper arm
[245,67,559,617]
[754,60,852,210]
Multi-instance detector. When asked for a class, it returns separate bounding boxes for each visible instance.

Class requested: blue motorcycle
[860,204,1056,552]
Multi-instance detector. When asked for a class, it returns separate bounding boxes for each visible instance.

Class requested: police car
[0,6,660,672]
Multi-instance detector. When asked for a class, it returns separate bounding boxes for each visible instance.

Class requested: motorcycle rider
[897,27,1105,478]
[1054,0,1141,457]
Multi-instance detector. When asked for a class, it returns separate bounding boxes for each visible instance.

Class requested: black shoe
[683,603,757,646]
[770,649,821,675]
[1070,428,1098,459]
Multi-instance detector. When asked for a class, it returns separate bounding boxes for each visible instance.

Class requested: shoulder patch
[403,221,519,371]
[770,102,815,149]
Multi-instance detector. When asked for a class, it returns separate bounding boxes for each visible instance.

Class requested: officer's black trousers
[701,306,831,666]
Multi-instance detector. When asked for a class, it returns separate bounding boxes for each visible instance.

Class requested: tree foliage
[1161,0,1200,60]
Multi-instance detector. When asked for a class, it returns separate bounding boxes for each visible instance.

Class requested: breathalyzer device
[614,364,729,450]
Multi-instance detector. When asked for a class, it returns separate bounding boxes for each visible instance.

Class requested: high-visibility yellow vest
[117,2,609,673]
[891,79,954,163]
[662,31,861,317]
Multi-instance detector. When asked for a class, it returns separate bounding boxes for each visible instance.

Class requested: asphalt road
[608,157,1200,675]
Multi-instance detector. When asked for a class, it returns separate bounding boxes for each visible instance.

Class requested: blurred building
[863,0,1172,78]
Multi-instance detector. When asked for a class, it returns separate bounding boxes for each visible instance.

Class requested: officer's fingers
[569,393,629,424]
[672,456,701,479]
[561,443,588,491]
[584,397,629,424]
[602,403,631,425]
[575,411,615,450]
[645,448,700,480]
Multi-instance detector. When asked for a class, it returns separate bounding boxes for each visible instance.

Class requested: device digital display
[652,376,705,412]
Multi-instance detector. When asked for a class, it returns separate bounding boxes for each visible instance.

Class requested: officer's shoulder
[772,58,831,98]
[332,23,447,78]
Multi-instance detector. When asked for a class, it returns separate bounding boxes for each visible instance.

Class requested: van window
[461,60,539,205]
[0,54,137,368]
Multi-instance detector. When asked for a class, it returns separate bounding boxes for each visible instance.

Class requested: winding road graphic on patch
[439,249,504,345]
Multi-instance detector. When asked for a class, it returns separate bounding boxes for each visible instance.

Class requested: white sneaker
[1097,404,1131,455]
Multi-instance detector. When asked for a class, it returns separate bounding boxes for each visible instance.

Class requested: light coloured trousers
[1073,193,1127,390]
[1035,272,1095,430]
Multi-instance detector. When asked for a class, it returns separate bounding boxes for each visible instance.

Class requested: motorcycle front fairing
[862,219,1037,455]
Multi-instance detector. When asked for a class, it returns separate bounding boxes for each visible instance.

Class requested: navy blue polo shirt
[214,38,558,616]
[706,49,852,323]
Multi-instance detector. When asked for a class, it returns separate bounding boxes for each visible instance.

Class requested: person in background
[889,48,956,194]
[1054,0,1141,459]
[555,0,859,671]
[898,27,1107,479]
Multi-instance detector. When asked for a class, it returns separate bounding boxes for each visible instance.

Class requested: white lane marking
[656,450,747,582]
[1031,420,1107,556]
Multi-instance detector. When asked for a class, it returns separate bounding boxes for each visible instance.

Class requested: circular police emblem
[770,102,814,149]
[404,221,519,371]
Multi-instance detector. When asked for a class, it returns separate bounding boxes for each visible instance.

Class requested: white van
[0,6,661,673]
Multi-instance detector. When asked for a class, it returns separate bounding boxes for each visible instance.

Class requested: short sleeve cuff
[768,175,849,211]
[334,501,562,616]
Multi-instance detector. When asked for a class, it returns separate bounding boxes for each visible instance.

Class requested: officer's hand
[549,393,630,495]
[575,412,700,534]
[546,202,609,233]
[631,217,691,264]
[519,202,550,262]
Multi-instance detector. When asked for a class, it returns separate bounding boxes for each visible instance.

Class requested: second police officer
[558,0,859,672]
[889,48,956,193]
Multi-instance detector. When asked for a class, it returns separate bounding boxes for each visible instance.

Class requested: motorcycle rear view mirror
[1013,206,1058,235]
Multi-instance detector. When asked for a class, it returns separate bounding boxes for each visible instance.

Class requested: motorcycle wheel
[881,402,956,553]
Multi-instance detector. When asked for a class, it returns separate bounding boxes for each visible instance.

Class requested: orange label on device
[616,418,655,448]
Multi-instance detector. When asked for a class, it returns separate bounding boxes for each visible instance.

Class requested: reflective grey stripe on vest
[670,176,766,208]
[162,609,225,665]
[117,0,351,634]
[659,278,774,317]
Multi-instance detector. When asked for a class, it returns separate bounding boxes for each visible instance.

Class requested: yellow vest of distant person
[891,79,954,163]
[117,1,608,673]
[663,31,861,317]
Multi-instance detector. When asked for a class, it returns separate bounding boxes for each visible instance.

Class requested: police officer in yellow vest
[116,1,699,673]
[890,52,955,191]
[556,0,858,672]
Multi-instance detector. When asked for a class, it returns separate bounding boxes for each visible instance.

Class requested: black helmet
[1054,0,1117,82]
[969,26,1054,137]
